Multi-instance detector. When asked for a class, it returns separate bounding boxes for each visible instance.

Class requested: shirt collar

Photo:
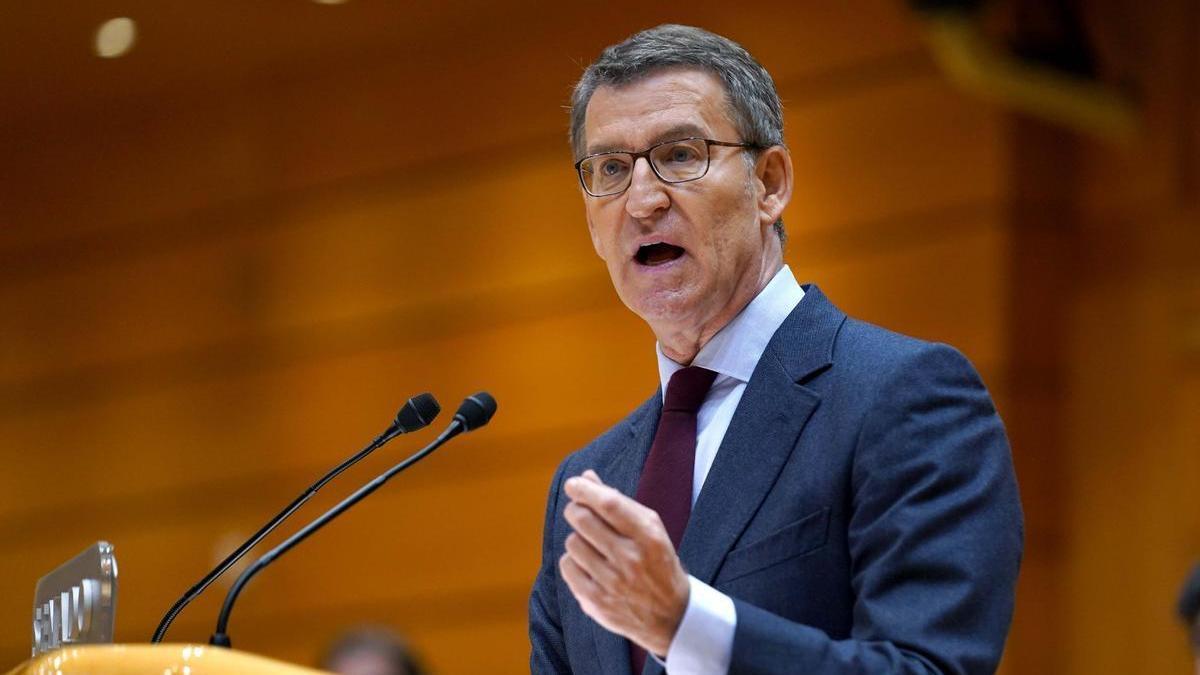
[656,265,805,394]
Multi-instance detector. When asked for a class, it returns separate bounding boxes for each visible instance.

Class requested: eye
[662,143,700,164]
[598,157,630,176]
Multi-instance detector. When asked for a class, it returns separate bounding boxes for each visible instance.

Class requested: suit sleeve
[530,459,573,674]
[729,343,1024,675]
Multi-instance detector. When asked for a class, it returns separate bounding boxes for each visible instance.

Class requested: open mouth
[634,242,685,266]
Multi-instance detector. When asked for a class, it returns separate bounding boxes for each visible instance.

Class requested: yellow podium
[4,644,328,675]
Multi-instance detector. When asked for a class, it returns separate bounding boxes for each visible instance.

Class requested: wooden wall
[0,1,1195,673]
[1031,1,1200,672]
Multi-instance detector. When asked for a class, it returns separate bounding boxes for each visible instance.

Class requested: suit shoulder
[832,316,983,387]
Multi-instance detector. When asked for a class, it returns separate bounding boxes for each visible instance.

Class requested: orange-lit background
[1,1,1197,673]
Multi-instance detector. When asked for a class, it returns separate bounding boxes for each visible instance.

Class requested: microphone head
[453,392,497,431]
[394,393,441,432]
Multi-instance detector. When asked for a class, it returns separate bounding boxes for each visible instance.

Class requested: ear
[754,145,793,230]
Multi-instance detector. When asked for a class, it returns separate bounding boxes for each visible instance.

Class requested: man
[320,627,426,675]
[529,24,1023,675]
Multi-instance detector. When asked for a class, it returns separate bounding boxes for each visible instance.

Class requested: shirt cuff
[662,575,736,675]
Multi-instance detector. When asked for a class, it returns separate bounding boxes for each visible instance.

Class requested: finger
[564,501,624,555]
[582,469,602,483]
[564,476,658,540]
[560,553,625,635]
[560,552,604,608]
[565,532,620,590]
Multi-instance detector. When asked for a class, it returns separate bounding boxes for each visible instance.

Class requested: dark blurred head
[320,627,426,675]
[1180,563,1200,670]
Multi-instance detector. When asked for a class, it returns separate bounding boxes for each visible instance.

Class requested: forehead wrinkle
[586,123,710,156]
[583,72,733,155]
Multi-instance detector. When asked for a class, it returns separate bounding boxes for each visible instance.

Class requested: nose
[624,157,669,219]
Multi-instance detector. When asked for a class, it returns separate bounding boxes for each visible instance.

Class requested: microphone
[150,393,441,643]
[209,392,497,648]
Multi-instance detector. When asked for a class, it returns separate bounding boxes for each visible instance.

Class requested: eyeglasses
[574,137,758,197]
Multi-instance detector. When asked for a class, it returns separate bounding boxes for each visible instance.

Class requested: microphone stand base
[209,632,232,648]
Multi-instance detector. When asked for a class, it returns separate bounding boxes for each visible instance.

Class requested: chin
[623,288,702,328]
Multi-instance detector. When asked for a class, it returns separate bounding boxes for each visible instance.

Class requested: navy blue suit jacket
[529,286,1023,674]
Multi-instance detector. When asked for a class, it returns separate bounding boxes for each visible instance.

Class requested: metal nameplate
[31,541,118,656]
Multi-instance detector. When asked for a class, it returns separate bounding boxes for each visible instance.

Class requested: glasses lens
[579,153,632,196]
[649,139,709,183]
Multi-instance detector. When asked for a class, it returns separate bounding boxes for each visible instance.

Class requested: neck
[656,257,783,364]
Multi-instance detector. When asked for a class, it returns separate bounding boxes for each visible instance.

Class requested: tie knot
[663,366,717,413]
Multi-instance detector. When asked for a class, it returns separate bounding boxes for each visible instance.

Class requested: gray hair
[569,24,786,240]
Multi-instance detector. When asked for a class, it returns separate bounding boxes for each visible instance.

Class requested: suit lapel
[679,285,843,586]
[591,393,661,675]
[676,351,820,586]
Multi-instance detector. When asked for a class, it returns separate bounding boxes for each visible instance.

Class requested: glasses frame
[574,137,758,197]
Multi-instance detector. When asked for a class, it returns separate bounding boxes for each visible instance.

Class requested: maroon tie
[629,365,717,673]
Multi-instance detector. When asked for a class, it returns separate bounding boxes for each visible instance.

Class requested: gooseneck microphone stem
[151,427,400,644]
[210,420,466,648]
[152,393,440,643]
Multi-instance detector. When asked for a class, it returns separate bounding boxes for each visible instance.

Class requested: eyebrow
[585,123,710,156]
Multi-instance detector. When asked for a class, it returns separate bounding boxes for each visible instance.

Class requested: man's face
[581,68,779,343]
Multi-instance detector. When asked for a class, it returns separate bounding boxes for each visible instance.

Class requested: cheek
[696,203,761,284]
[585,207,617,260]
[698,194,753,255]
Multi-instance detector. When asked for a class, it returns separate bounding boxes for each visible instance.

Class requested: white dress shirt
[655,265,805,675]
